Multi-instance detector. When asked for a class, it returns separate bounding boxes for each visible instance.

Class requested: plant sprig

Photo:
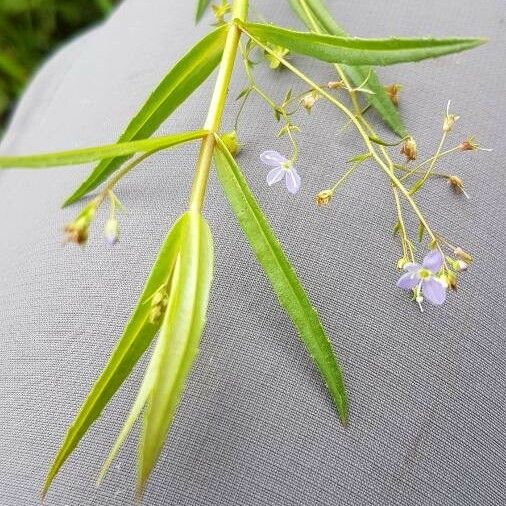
[0,0,488,500]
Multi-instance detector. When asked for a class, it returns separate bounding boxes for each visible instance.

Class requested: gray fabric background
[0,0,505,504]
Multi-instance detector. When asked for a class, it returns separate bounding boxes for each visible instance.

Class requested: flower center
[418,268,432,280]
[281,161,292,171]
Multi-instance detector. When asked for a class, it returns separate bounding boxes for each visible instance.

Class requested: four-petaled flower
[260,150,301,194]
[397,249,447,308]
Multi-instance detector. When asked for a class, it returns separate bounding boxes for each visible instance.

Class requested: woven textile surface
[0,1,504,504]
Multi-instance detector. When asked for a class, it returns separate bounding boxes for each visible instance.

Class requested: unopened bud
[443,114,459,132]
[64,203,96,245]
[149,288,169,325]
[400,136,417,161]
[446,270,458,291]
[301,92,318,112]
[397,257,408,270]
[212,1,231,24]
[448,175,469,198]
[457,260,469,271]
[315,189,333,207]
[454,247,473,264]
[222,130,240,156]
[385,83,402,106]
[327,80,343,90]
[104,217,119,246]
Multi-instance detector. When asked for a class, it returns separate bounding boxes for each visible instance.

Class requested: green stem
[189,0,248,213]
[409,131,447,195]
[239,43,299,161]
[95,150,158,207]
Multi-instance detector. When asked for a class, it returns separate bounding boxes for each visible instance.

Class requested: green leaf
[96,336,164,485]
[195,0,212,23]
[0,130,206,169]
[63,25,227,206]
[43,215,186,498]
[287,0,408,136]
[138,211,214,492]
[241,21,486,66]
[214,136,347,424]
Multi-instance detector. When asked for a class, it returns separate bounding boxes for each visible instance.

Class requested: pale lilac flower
[397,249,446,309]
[260,150,301,194]
[104,217,119,246]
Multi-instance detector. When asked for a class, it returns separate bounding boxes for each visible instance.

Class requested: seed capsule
[400,137,417,161]
[315,190,333,207]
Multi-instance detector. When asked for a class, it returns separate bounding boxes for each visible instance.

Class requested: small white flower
[260,150,301,194]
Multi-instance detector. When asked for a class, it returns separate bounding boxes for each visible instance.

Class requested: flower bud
[384,83,402,106]
[448,175,469,198]
[445,270,458,291]
[149,288,169,325]
[104,217,119,246]
[397,257,408,270]
[456,260,468,271]
[400,136,417,161]
[212,1,231,24]
[222,130,240,156]
[453,247,473,264]
[64,203,96,245]
[327,80,343,90]
[301,92,318,112]
[315,189,333,207]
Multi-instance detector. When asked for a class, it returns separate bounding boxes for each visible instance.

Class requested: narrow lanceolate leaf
[0,130,206,169]
[138,211,214,493]
[195,0,212,22]
[242,22,486,66]
[288,0,408,137]
[64,25,227,206]
[97,339,162,485]
[214,137,347,424]
[43,215,186,498]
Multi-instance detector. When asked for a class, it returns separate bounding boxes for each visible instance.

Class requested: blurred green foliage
[0,0,118,132]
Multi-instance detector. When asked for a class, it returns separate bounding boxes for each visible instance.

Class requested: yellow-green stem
[409,131,447,195]
[189,0,248,213]
[95,149,158,207]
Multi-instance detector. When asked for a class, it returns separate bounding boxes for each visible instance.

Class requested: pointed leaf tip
[214,136,348,423]
[195,0,212,23]
[137,212,214,491]
[42,215,187,496]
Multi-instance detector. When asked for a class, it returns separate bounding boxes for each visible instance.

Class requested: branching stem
[243,27,438,243]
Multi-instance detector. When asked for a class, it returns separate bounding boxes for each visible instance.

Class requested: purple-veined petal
[422,249,444,273]
[260,150,288,167]
[404,262,421,272]
[422,278,446,305]
[266,167,285,186]
[285,167,301,194]
[396,271,420,290]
